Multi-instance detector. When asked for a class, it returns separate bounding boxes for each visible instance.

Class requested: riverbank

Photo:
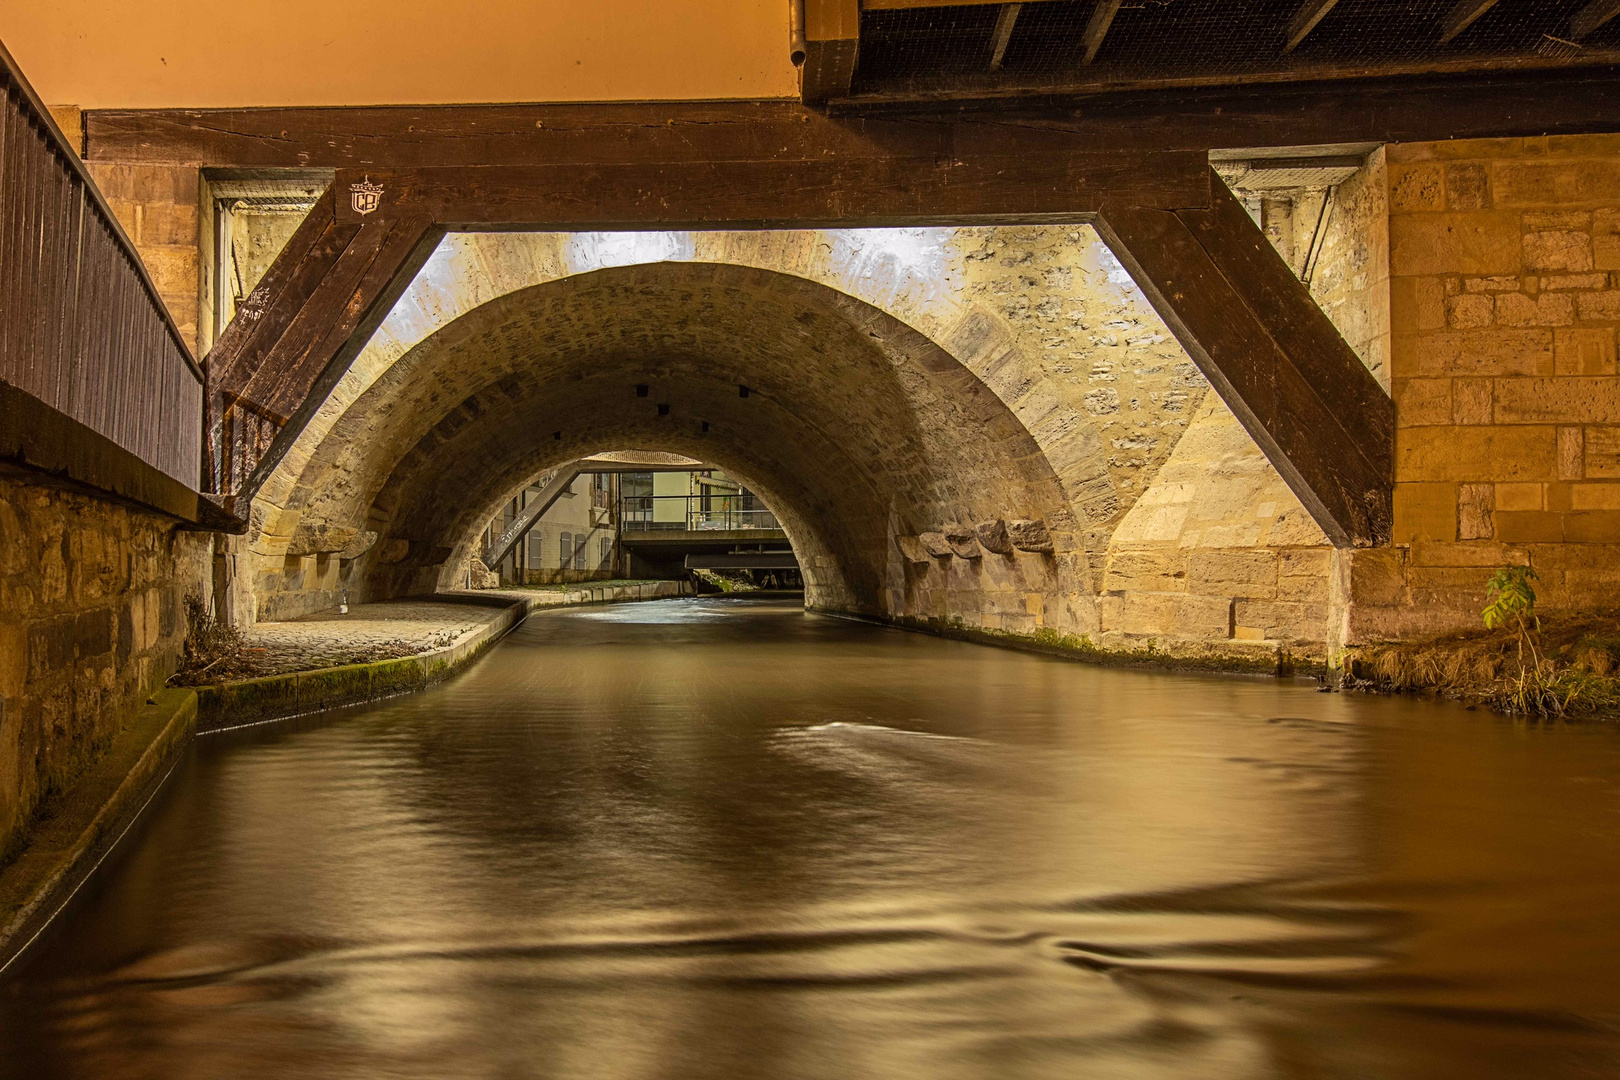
[1345,610,1620,719]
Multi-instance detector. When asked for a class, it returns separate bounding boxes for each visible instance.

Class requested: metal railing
[0,38,202,488]
[620,494,782,533]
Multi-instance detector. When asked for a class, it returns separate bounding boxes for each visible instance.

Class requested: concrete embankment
[0,579,689,969]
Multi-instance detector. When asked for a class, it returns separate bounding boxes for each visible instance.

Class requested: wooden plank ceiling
[805,0,1620,105]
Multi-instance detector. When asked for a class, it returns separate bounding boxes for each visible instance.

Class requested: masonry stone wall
[1350,134,1620,641]
[0,473,211,861]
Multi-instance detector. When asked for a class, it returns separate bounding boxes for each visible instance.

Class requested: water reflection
[4,597,1620,1078]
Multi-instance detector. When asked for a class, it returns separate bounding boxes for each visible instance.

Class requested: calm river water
[4,596,1620,1079]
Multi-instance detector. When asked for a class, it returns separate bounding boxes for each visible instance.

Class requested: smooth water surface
[4,597,1620,1079]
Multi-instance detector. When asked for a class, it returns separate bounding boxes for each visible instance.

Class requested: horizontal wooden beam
[1096,169,1392,547]
[327,152,1209,229]
[85,69,1620,170]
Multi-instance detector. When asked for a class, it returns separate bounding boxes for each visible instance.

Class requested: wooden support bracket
[1095,169,1393,547]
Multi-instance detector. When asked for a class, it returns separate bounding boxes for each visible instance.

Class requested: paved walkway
[244,581,686,676]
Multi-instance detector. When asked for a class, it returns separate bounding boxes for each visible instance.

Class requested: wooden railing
[0,38,202,489]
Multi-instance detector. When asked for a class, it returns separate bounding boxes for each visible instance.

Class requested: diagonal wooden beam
[1439,0,1501,43]
[1082,0,1124,64]
[1283,0,1341,53]
[990,4,1022,69]
[204,187,441,503]
[1096,169,1393,547]
[1572,0,1620,39]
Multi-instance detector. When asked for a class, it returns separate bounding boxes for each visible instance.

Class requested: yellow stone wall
[1367,134,1620,638]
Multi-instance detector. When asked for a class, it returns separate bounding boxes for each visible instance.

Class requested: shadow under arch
[271,261,1081,622]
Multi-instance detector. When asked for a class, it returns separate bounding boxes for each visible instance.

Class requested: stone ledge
[197,579,692,731]
[0,687,197,974]
[817,607,1321,677]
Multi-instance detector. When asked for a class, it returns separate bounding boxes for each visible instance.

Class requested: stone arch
[255,261,1095,632]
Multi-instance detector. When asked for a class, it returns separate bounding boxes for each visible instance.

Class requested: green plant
[1482,565,1539,633]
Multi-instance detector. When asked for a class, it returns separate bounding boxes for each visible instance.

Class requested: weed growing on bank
[1345,570,1620,719]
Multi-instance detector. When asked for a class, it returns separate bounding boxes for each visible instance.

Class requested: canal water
[4,596,1620,1079]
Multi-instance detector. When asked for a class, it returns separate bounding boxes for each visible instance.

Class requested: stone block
[894,535,931,564]
[1494,510,1564,543]
[1187,550,1278,596]
[1389,212,1522,276]
[1234,600,1327,641]
[1493,292,1575,328]
[1389,162,1444,212]
[1458,483,1496,539]
[1559,427,1585,479]
[1394,378,1451,427]
[1393,482,1457,542]
[1576,291,1620,322]
[975,519,1013,555]
[1233,625,1266,641]
[1463,275,1522,293]
[1495,482,1543,511]
[1402,329,1552,377]
[1005,518,1053,553]
[1409,540,1515,566]
[1563,510,1620,542]
[1347,549,1408,607]
[1581,427,1620,479]
[0,623,25,698]
[1572,483,1620,509]
[1523,231,1593,272]
[1452,378,1492,424]
[1398,426,1557,482]
[1173,595,1234,638]
[1446,294,1493,329]
[1494,160,1620,208]
[1391,276,1447,331]
[1102,549,1187,592]
[1525,211,1593,230]
[943,525,982,559]
[1594,209,1620,270]
[1445,163,1490,210]
[1493,378,1620,424]
[1556,329,1617,375]
[1542,273,1610,292]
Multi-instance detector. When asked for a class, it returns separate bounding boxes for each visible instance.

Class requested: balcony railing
[620,494,782,533]
[0,39,202,490]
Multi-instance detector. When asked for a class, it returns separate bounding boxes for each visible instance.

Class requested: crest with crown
[348,176,384,216]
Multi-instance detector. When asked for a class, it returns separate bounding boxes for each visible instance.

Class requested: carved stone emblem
[349,176,384,216]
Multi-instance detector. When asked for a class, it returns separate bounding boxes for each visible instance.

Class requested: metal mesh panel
[856,0,1620,96]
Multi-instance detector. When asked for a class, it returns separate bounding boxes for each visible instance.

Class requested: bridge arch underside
[259,262,1094,631]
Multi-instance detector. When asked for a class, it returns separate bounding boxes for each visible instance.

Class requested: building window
[573,535,587,570]
[559,532,572,568]
[600,536,612,569]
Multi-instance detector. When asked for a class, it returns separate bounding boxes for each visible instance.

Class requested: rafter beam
[1082,0,1124,64]
[1572,0,1620,39]
[1283,0,1341,53]
[1439,0,1500,43]
[990,4,1022,69]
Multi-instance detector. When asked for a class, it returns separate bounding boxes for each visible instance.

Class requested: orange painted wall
[3,1,799,107]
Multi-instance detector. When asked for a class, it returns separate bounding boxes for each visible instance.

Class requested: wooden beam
[1439,0,1500,43]
[84,69,1620,166]
[990,4,1022,70]
[326,152,1208,230]
[863,0,1055,8]
[1096,170,1393,547]
[1573,0,1620,39]
[802,0,860,105]
[1082,0,1123,64]
[205,188,441,500]
[1283,0,1341,53]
